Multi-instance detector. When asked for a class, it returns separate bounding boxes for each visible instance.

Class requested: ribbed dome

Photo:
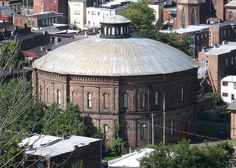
[177,0,205,4]
[32,37,197,76]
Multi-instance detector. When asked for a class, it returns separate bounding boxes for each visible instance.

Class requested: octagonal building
[32,15,198,148]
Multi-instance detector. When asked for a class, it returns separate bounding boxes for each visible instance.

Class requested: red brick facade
[32,68,198,148]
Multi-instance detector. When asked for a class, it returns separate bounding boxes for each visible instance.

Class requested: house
[221,76,236,103]
[227,100,236,140]
[198,42,236,92]
[108,148,154,168]
[19,134,102,168]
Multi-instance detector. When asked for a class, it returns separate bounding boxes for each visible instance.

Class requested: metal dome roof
[100,15,131,24]
[32,37,197,76]
[177,0,205,4]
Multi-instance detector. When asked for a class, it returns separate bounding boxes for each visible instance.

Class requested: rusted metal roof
[32,36,197,76]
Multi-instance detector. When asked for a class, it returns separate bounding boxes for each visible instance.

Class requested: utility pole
[151,111,154,145]
[162,90,166,145]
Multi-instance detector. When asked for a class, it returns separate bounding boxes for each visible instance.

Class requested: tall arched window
[229,11,233,20]
[181,9,186,28]
[103,93,109,109]
[87,93,92,108]
[123,93,128,109]
[191,8,196,25]
[155,91,159,106]
[103,124,109,140]
[46,88,49,103]
[56,90,61,105]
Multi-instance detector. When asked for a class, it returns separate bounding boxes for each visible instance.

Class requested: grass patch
[102,151,121,162]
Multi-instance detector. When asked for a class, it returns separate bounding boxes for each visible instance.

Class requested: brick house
[13,12,66,28]
[19,135,102,168]
[227,100,236,140]
[198,42,236,92]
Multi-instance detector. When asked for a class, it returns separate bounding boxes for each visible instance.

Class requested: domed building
[32,15,198,148]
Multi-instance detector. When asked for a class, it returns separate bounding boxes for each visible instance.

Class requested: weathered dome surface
[33,37,197,76]
[100,15,131,24]
[177,0,205,4]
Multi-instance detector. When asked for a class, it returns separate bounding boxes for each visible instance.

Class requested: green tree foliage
[0,132,23,168]
[0,78,44,133]
[140,141,235,168]
[0,42,25,69]
[206,92,225,108]
[112,123,124,155]
[121,2,155,31]
[43,103,87,137]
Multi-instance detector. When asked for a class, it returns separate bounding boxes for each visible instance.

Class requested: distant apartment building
[33,0,68,18]
[221,76,236,104]
[68,0,87,29]
[13,12,66,28]
[198,42,236,92]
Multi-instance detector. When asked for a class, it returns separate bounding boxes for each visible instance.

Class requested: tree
[0,42,25,69]
[140,141,235,168]
[112,123,124,155]
[121,2,155,31]
[43,103,87,137]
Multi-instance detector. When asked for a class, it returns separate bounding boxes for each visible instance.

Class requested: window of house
[87,93,92,108]
[112,27,115,35]
[181,87,184,102]
[155,91,159,106]
[234,83,236,89]
[232,94,235,101]
[56,90,61,105]
[123,93,128,109]
[103,124,109,140]
[209,31,212,38]
[222,92,228,97]
[98,12,100,16]
[170,120,174,135]
[120,27,123,35]
[232,57,234,65]
[205,60,209,68]
[229,11,233,20]
[104,26,107,35]
[140,123,145,140]
[222,81,228,86]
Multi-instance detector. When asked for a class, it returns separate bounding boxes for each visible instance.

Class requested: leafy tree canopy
[0,42,25,69]
[121,1,155,31]
[140,141,235,168]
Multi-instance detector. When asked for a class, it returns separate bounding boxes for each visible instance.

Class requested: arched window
[46,88,49,103]
[104,26,107,35]
[87,93,92,108]
[181,9,186,28]
[140,123,146,140]
[39,85,42,100]
[56,90,61,105]
[103,124,109,140]
[229,11,233,20]
[103,93,109,109]
[72,91,76,103]
[181,87,184,102]
[120,27,123,35]
[155,91,159,106]
[123,93,128,109]
[191,8,196,25]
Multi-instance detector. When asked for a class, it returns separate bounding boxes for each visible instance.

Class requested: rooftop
[19,134,100,157]
[222,75,236,82]
[202,42,236,55]
[33,36,197,76]
[225,0,236,7]
[108,148,154,168]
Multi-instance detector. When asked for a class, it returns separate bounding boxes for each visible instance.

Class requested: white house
[86,0,129,28]
[108,148,154,168]
[221,75,236,103]
[68,0,87,29]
